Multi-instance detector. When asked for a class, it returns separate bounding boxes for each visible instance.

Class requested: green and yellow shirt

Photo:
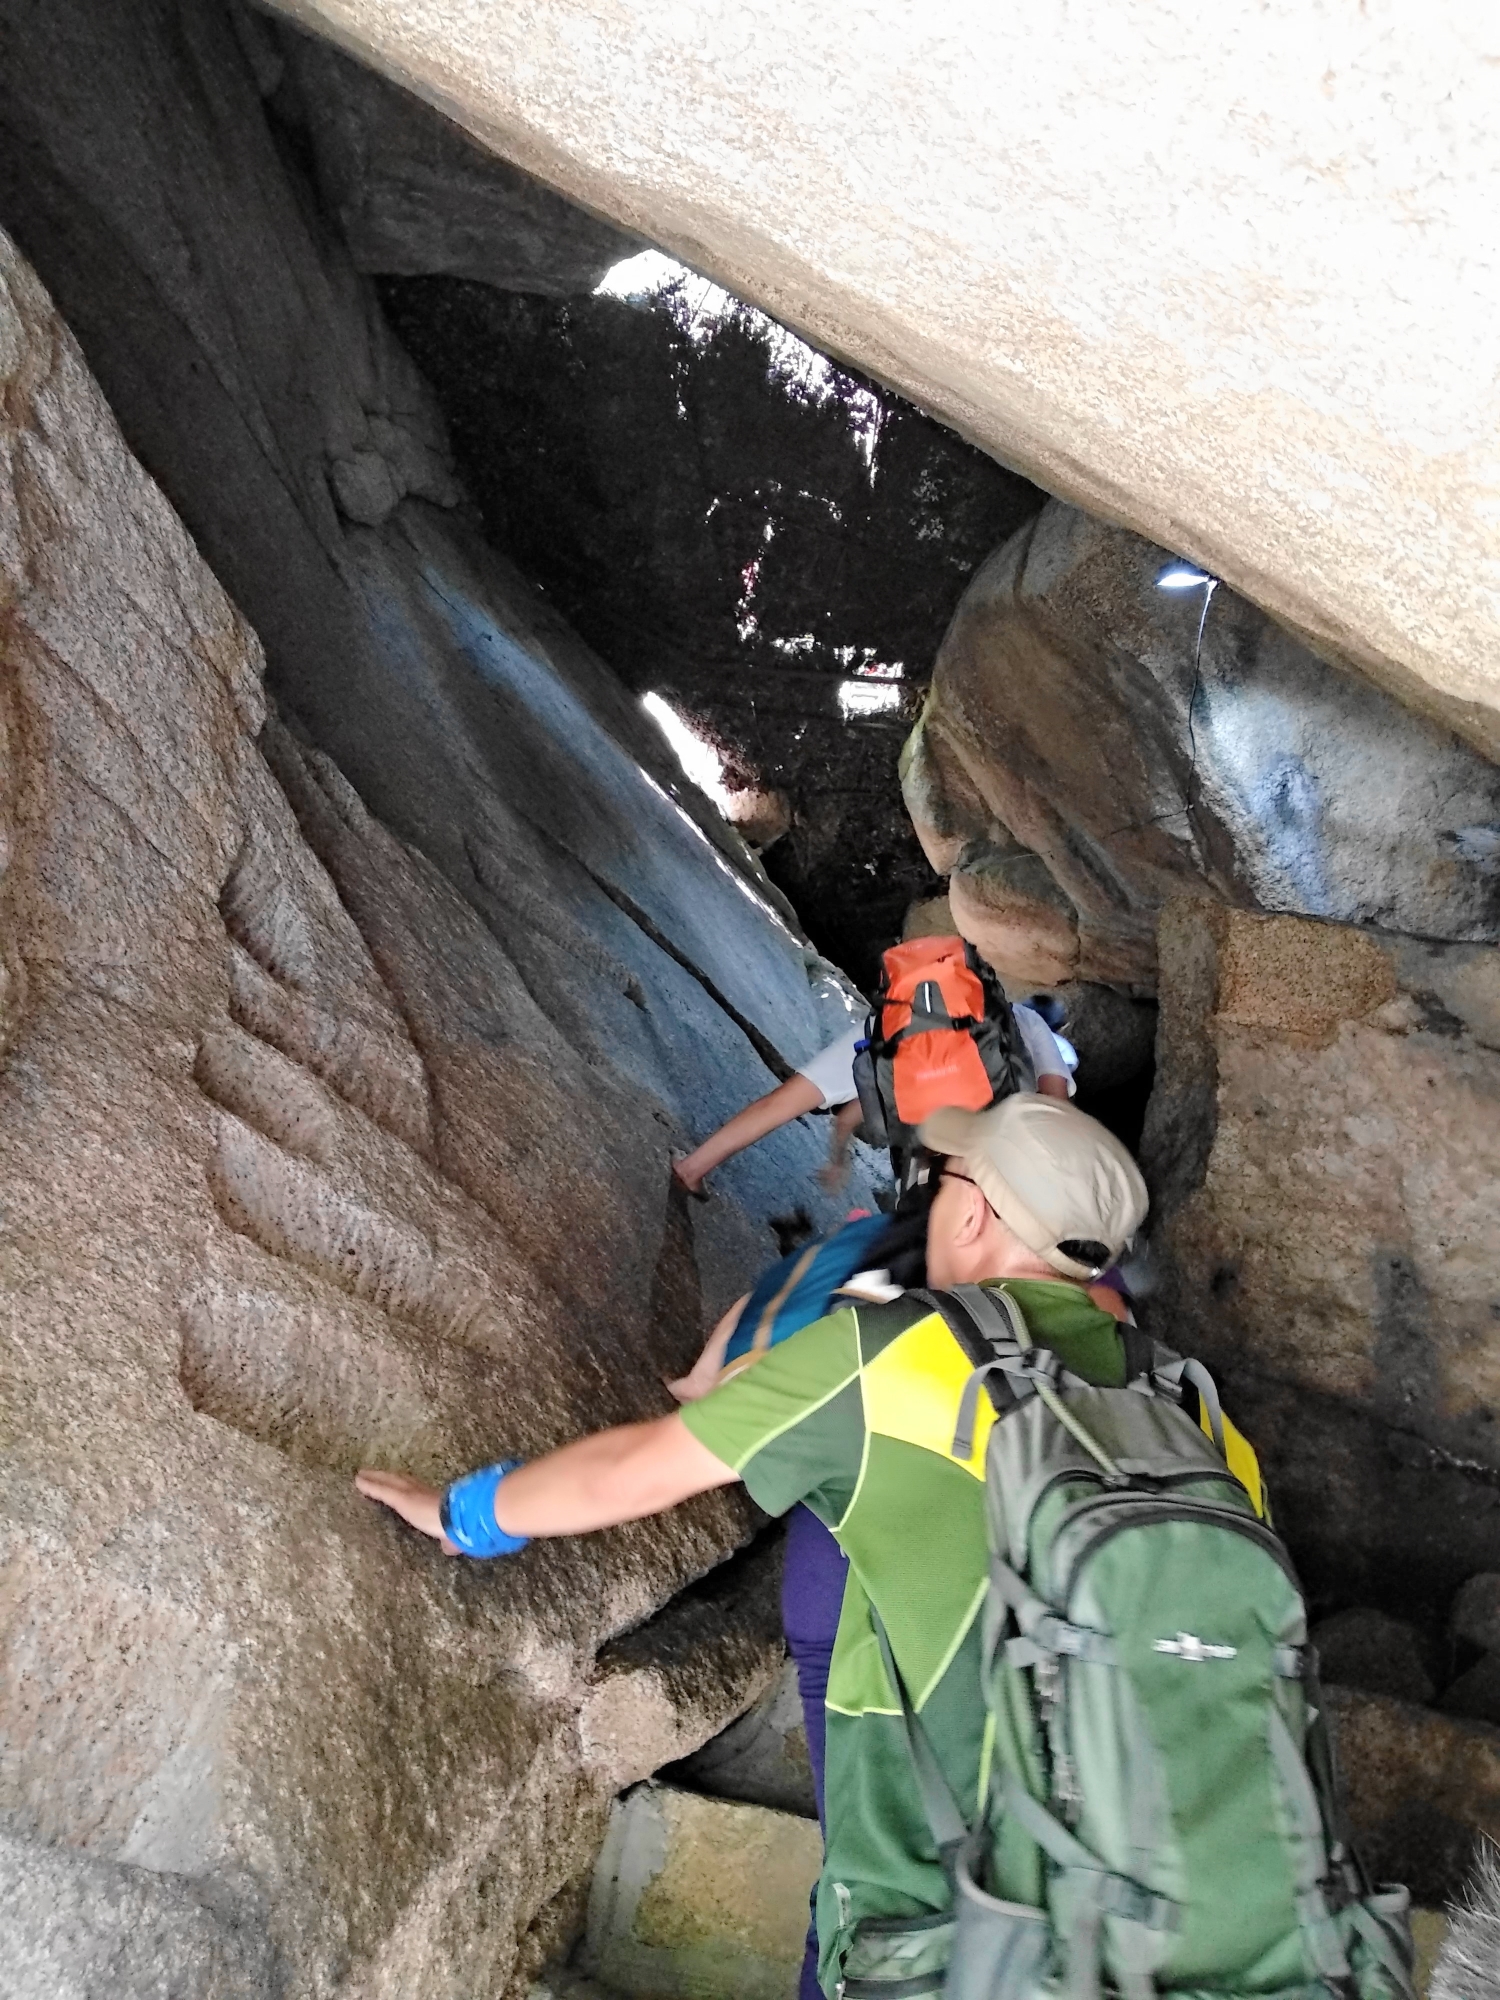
[681,1279,1128,1995]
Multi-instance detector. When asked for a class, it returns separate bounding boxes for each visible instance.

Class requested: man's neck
[950,1250,1085,1290]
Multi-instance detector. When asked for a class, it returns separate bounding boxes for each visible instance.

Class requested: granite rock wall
[0,136,857,2000]
[1141,900,1500,1626]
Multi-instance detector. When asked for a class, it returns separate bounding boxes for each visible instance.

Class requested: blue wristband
[440,1460,529,1557]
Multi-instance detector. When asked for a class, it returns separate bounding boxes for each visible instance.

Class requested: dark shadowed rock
[376,273,1042,988]
[1452,1575,1500,1657]
[267,14,643,293]
[1143,900,1500,1623]
[1310,1609,1438,1707]
[666,1659,816,1820]
[1326,1688,1500,1907]
[908,502,1500,990]
[1050,981,1158,1096]
[1442,1658,1500,1732]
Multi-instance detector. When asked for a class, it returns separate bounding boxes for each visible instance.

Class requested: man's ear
[957,1182,988,1246]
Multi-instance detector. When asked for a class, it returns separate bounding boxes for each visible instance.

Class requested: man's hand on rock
[356,1469,459,1554]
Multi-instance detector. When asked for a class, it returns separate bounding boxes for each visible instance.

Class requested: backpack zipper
[1027,1461,1246,1525]
[1050,1492,1300,1610]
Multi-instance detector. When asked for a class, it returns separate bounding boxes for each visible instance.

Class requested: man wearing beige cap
[358,1098,1152,1996]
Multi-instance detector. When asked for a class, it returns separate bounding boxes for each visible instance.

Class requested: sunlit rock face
[1142,900,1500,1629]
[378,270,1041,987]
[906,504,1500,991]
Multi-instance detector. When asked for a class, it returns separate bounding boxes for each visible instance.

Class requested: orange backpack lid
[878,935,985,1030]
[879,934,968,996]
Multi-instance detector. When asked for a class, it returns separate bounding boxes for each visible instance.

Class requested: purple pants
[782,1503,850,2000]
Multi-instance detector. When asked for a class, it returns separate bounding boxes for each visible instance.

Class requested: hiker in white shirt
[671,1001,1075,1196]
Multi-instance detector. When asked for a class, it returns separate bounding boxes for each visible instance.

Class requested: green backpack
[856,1282,1418,2000]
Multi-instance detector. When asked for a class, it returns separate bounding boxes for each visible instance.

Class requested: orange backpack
[852,936,1028,1181]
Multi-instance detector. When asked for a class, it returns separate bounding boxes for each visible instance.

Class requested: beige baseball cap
[918,1095,1148,1280]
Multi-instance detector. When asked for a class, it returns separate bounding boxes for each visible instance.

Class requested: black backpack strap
[966,937,1009,1013]
[1120,1324,1154,1385]
[970,1004,1027,1101]
[911,1288,1021,1411]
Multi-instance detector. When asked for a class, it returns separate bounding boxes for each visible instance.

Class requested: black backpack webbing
[911,1287,1151,1425]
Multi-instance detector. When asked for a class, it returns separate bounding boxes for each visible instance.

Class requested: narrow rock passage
[1,5,1499,1997]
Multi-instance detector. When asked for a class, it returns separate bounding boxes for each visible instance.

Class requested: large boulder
[1326,1688,1500,1907]
[0,9,891,1988]
[1308,1610,1438,1709]
[260,0,1500,759]
[0,192,848,2000]
[577,1785,822,2000]
[1452,1575,1500,1656]
[0,0,813,982]
[1142,900,1500,1621]
[905,504,1500,991]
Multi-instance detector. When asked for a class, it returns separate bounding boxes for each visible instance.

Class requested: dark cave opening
[377,265,1044,991]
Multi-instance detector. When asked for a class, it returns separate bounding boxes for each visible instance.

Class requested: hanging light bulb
[1158,564,1215,590]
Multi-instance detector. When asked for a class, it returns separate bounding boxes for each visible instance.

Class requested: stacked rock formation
[903,503,1500,993]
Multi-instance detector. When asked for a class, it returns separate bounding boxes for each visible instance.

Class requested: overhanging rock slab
[262,0,1500,755]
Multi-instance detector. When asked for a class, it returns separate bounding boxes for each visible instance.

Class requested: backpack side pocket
[942,1838,1053,2000]
[839,1907,955,1997]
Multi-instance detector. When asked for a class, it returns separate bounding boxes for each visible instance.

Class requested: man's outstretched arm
[356,1412,740,1554]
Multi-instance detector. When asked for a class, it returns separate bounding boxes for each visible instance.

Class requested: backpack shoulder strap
[870,1609,969,1867]
[910,1284,1012,1371]
[963,1280,1154,1392]
[1120,1323,1154,1385]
